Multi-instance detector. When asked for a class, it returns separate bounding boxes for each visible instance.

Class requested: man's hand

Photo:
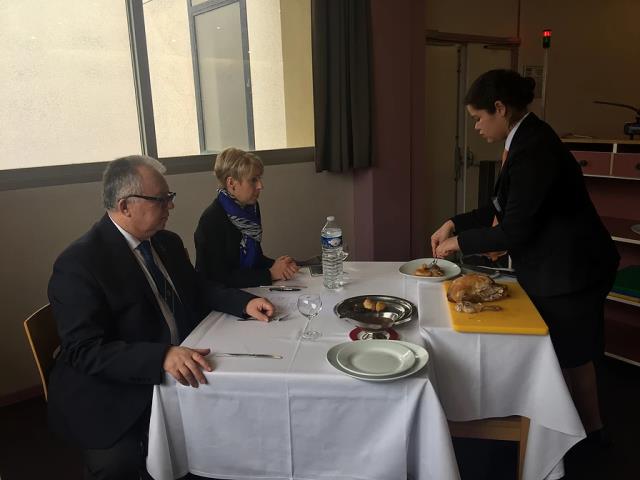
[434,235,460,258]
[269,256,299,281]
[163,346,212,387]
[430,220,456,258]
[246,297,275,322]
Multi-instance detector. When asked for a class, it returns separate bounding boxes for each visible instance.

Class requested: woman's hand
[484,250,508,262]
[430,220,456,257]
[435,236,460,258]
[270,256,299,281]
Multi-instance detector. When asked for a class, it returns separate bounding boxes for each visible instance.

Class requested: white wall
[0,162,353,398]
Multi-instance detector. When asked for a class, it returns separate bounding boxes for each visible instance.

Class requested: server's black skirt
[529,273,616,369]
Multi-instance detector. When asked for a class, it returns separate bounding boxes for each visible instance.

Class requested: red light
[543,29,552,37]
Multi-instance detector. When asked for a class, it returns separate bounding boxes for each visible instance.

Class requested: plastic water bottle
[321,216,343,289]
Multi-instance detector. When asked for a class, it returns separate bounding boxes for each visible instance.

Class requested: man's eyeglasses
[123,192,177,205]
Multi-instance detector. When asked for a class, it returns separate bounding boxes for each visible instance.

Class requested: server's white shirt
[505,111,531,151]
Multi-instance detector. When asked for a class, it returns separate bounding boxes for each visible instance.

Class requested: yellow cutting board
[443,281,548,335]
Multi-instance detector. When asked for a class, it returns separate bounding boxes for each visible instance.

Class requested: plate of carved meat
[398,258,461,282]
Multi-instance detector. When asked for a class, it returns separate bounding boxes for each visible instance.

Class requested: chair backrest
[23,304,60,401]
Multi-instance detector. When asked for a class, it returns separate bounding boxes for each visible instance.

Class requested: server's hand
[434,236,460,258]
[431,220,456,257]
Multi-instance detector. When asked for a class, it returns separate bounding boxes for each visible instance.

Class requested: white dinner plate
[398,258,461,282]
[327,341,429,382]
[336,341,415,377]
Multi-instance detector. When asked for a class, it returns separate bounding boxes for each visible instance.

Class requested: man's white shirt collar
[108,214,143,251]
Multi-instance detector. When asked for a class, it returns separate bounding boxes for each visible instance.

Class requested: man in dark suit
[47,155,274,479]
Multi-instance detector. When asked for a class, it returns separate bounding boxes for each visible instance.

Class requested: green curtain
[311,0,372,173]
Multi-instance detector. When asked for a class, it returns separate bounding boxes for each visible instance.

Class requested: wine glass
[298,294,323,340]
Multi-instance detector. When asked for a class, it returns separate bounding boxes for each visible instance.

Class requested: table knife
[258,285,307,289]
[212,353,284,359]
[460,264,516,276]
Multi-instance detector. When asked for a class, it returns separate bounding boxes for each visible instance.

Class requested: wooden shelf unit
[564,138,640,180]
[600,216,640,245]
[563,139,640,366]
[606,295,640,308]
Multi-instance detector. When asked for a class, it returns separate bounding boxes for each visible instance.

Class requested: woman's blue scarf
[217,188,262,268]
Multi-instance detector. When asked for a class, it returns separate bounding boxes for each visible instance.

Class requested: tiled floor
[0,357,637,479]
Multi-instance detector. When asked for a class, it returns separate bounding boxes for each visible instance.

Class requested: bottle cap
[327,216,335,221]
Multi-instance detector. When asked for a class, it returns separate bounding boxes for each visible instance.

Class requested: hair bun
[521,76,535,104]
[522,76,536,92]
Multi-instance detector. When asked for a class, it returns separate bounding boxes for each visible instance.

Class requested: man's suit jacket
[194,198,274,288]
[47,214,255,449]
[453,113,619,297]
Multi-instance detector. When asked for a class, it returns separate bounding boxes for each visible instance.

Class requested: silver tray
[333,295,417,330]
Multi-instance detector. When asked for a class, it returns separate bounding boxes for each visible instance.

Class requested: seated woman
[195,147,299,287]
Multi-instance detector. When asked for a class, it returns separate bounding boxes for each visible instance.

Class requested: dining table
[146,262,585,480]
[146,262,460,480]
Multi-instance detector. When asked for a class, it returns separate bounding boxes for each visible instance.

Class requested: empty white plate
[398,258,461,282]
[335,341,416,377]
[327,341,429,382]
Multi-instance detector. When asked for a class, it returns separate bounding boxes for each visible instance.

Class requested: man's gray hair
[102,155,167,210]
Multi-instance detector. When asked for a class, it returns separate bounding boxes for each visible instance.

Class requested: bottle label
[321,235,342,249]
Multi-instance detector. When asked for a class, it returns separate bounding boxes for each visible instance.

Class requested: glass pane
[195,3,251,151]
[247,0,314,149]
[0,1,140,169]
[145,0,314,157]
[144,0,200,157]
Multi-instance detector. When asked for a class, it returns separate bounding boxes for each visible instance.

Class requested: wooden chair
[23,304,60,401]
[448,416,530,480]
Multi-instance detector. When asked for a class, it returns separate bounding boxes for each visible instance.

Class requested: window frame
[0,0,312,192]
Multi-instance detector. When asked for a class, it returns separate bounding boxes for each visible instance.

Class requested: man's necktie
[137,240,186,341]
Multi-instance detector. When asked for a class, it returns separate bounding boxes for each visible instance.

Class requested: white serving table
[147,262,460,480]
[402,266,586,480]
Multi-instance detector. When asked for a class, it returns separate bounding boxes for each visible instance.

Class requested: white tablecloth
[147,262,459,480]
[402,270,586,480]
[147,262,585,480]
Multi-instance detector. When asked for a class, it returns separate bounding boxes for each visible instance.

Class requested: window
[0,1,141,169]
[192,0,255,151]
[1,0,314,181]
[144,0,314,156]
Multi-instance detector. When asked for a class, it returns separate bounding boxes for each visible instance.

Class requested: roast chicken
[455,301,503,313]
[447,274,508,304]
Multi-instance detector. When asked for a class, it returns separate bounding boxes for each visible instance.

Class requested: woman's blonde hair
[214,147,263,186]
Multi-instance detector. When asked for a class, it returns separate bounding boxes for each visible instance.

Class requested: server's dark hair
[464,69,535,113]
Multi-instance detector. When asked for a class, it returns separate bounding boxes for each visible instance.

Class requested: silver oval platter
[333,295,417,330]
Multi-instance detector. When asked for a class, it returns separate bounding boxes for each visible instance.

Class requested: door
[424,43,460,237]
[425,38,517,230]
[460,44,513,212]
